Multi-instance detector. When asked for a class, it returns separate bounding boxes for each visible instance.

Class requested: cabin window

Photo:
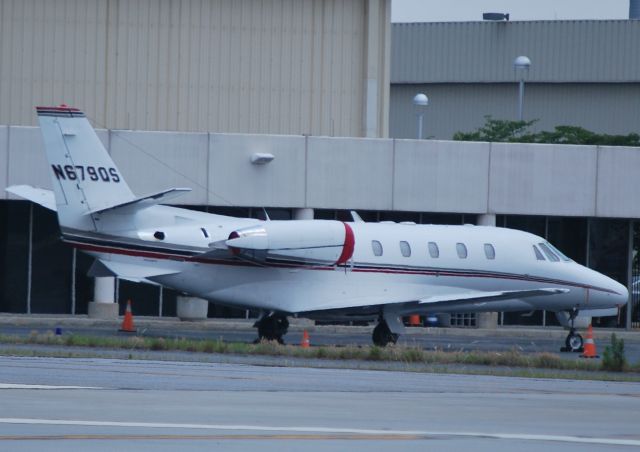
[538,242,560,262]
[371,240,383,256]
[456,243,468,259]
[533,245,545,260]
[547,242,571,262]
[428,242,439,258]
[201,228,209,238]
[484,243,495,260]
[400,241,411,257]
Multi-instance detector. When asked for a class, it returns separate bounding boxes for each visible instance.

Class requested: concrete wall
[3,126,640,219]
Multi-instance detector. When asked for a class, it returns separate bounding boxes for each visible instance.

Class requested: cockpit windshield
[538,243,560,262]
[546,242,572,262]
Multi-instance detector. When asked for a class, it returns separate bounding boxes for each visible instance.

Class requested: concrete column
[177,296,209,321]
[293,208,314,220]
[363,0,391,138]
[87,276,119,319]
[477,214,496,226]
[476,214,498,329]
[477,312,498,330]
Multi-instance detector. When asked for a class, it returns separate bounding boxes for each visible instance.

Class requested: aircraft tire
[565,332,584,352]
[256,315,289,344]
[372,322,398,347]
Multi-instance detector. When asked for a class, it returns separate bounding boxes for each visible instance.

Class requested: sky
[392,0,630,22]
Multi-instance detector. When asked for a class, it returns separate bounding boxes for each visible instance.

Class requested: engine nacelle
[226,220,354,266]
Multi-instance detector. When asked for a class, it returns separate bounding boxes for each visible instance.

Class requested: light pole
[412,93,429,139]
[513,56,531,121]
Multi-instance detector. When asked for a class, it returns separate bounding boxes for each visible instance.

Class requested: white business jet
[7,106,629,350]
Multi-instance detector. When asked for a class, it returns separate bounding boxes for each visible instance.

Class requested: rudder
[36,106,135,231]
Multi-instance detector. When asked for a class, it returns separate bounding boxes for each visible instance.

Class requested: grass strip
[0,332,638,376]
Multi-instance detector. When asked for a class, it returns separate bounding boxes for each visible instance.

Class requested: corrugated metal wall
[392,21,640,83]
[0,0,390,137]
[390,83,640,140]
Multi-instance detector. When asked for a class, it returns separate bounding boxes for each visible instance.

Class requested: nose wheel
[561,309,584,353]
[564,329,584,352]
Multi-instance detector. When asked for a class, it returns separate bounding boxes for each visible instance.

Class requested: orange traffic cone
[119,300,136,333]
[301,330,310,348]
[580,324,599,358]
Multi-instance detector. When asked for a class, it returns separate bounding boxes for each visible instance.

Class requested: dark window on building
[589,219,629,287]
[400,241,411,257]
[421,213,464,225]
[505,215,546,237]
[547,217,587,265]
[0,201,30,313]
[381,211,420,223]
[30,206,72,313]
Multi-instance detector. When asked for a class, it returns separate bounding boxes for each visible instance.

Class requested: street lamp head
[513,55,531,70]
[413,93,429,107]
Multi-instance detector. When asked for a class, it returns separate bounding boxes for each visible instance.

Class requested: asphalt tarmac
[0,356,639,451]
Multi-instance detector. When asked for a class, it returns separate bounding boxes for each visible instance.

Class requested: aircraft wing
[418,288,569,306]
[5,185,56,211]
[304,287,569,313]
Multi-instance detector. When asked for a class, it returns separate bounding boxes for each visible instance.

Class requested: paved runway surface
[0,356,639,451]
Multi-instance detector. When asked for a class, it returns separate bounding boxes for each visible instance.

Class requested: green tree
[452,116,536,142]
[454,117,640,147]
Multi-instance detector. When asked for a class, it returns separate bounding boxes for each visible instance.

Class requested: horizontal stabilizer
[5,185,56,211]
[85,188,192,216]
[419,288,569,305]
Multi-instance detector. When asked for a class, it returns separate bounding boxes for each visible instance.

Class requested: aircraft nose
[598,273,629,308]
[611,279,629,307]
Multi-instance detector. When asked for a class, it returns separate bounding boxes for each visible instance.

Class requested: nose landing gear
[561,309,584,353]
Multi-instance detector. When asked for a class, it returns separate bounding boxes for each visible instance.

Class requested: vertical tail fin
[36,106,135,231]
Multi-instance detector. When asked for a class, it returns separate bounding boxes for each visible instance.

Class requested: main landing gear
[372,317,399,347]
[254,314,289,344]
[561,309,584,353]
